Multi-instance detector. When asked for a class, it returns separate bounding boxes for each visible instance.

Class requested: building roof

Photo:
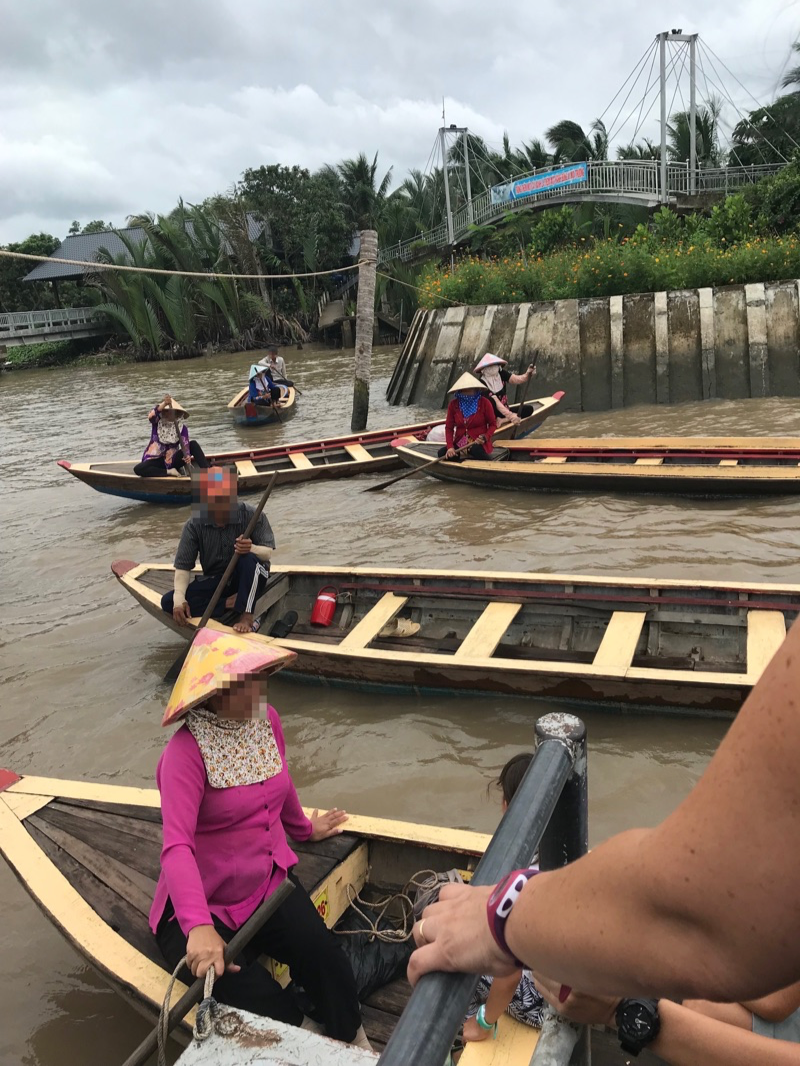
[23,215,268,283]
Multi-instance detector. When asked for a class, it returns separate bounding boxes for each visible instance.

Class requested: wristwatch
[615,998,661,1056]
[486,867,539,965]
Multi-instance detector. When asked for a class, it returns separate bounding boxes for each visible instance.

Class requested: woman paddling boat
[134,396,209,478]
[474,353,536,425]
[152,627,371,1050]
[439,372,497,461]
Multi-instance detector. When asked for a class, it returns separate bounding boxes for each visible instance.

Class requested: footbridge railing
[377,712,589,1066]
[0,306,106,341]
[378,160,786,264]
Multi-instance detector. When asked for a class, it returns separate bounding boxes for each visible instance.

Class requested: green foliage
[529,206,580,255]
[743,156,800,232]
[3,338,95,369]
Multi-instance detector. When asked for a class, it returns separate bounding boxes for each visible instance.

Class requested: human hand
[463,1016,493,1043]
[408,883,519,986]
[309,807,348,841]
[533,972,619,1027]
[234,536,252,555]
[510,414,521,424]
[173,601,192,626]
[445,448,457,458]
[527,364,537,377]
[186,924,240,979]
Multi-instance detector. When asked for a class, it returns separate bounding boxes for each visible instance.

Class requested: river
[1,343,798,1065]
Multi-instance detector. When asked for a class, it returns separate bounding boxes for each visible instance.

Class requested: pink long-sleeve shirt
[149,706,313,936]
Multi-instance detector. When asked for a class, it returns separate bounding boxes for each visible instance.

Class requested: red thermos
[310,586,338,627]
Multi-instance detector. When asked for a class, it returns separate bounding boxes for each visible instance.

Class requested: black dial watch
[615,998,661,1056]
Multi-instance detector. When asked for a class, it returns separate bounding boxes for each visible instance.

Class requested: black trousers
[490,397,533,419]
[438,443,491,461]
[161,554,270,618]
[134,440,209,477]
[155,876,361,1041]
[253,386,282,405]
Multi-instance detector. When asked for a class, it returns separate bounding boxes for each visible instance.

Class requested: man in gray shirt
[160,467,275,633]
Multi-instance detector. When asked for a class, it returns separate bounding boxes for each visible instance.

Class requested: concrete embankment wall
[386,280,800,412]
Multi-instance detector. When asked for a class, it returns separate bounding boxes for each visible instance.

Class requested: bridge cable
[603,40,660,144]
[692,47,754,167]
[597,39,659,132]
[628,43,662,149]
[619,44,685,149]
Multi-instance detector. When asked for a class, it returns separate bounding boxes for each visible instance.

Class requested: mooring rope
[333,869,456,943]
[157,957,219,1066]
[0,247,359,281]
[376,269,466,307]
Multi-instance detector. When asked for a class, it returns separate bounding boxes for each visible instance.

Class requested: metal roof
[23,215,268,283]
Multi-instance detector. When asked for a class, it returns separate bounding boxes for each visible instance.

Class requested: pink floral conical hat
[162,627,297,726]
[474,353,507,372]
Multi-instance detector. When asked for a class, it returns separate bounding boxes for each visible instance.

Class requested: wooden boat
[392,436,800,496]
[0,770,523,1059]
[112,561,799,715]
[227,385,297,426]
[56,393,564,504]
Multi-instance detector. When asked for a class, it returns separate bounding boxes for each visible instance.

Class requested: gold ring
[418,918,428,945]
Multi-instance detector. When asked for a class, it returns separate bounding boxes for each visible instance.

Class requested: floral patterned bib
[185,706,283,789]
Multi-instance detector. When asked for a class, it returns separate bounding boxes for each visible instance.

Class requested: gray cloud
[0,0,797,242]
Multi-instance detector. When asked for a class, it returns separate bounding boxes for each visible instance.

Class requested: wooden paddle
[510,349,539,441]
[163,471,278,683]
[364,436,485,493]
[120,879,294,1066]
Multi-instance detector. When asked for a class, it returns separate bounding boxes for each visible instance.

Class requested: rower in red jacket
[439,372,497,461]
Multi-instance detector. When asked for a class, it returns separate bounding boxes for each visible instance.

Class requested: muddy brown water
[1,343,799,1065]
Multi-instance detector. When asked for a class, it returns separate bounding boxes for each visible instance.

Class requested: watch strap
[615,998,661,1056]
[486,867,538,965]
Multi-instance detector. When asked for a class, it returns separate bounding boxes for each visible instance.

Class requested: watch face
[618,998,659,1049]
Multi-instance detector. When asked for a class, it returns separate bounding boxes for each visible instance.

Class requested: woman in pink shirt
[149,628,368,1048]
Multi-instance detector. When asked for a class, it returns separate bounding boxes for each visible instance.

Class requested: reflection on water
[0,344,797,1063]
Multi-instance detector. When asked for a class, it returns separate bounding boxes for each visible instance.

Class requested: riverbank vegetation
[4,42,800,359]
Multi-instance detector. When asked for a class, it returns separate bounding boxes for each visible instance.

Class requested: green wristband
[475,1005,498,1036]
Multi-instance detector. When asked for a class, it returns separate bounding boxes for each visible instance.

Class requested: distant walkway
[378,160,785,263]
[0,307,107,347]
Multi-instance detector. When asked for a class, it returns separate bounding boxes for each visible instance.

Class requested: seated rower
[161,466,274,634]
[151,629,370,1050]
[260,345,293,386]
[438,372,497,462]
[134,395,209,478]
[248,365,284,407]
[474,353,536,425]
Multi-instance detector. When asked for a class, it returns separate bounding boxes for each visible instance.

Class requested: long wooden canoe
[227,385,297,426]
[56,393,564,504]
[392,436,800,496]
[0,771,504,1058]
[112,561,798,715]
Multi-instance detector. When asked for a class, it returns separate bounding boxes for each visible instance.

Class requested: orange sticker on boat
[313,886,330,923]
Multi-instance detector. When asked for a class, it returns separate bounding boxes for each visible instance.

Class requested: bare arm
[741,982,800,1023]
[173,569,191,605]
[483,971,520,1023]
[410,619,800,1003]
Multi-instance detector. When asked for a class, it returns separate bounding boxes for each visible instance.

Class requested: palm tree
[667,98,723,165]
[545,119,609,162]
[617,139,660,160]
[781,42,800,91]
[328,152,393,231]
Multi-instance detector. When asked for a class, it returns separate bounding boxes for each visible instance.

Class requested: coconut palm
[545,119,609,162]
[325,152,393,231]
[617,139,660,160]
[781,43,800,91]
[667,98,723,165]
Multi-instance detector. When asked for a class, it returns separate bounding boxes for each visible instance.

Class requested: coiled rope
[157,958,220,1066]
[333,869,457,943]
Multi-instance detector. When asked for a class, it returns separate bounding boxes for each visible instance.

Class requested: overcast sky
[1,0,798,244]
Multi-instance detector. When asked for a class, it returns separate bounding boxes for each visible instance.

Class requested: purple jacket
[141,406,190,469]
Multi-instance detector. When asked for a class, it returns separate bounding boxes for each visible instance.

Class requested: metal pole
[464,128,474,225]
[534,713,590,1066]
[689,35,697,194]
[440,126,455,245]
[659,32,668,204]
[378,718,580,1066]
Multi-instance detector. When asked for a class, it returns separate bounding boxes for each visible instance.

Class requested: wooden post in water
[351,229,378,431]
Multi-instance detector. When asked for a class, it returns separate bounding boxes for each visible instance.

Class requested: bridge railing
[0,306,103,336]
[377,159,789,264]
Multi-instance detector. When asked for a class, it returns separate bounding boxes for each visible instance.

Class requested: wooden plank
[363,977,412,1015]
[288,451,314,470]
[6,776,160,807]
[29,816,156,918]
[592,611,647,671]
[719,459,739,466]
[0,798,193,1024]
[3,793,51,820]
[46,801,162,843]
[537,456,568,464]
[455,602,523,660]
[36,804,162,879]
[747,610,787,680]
[343,443,374,463]
[635,457,664,465]
[339,593,408,650]
[502,436,800,451]
[460,1012,540,1065]
[235,459,259,478]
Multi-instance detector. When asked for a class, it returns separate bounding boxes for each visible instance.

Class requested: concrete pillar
[698,287,717,400]
[609,294,624,409]
[654,290,670,404]
[745,282,769,398]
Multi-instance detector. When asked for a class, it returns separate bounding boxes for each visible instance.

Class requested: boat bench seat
[339,593,408,649]
[344,443,373,463]
[288,451,314,469]
[455,601,523,659]
[234,459,259,478]
[747,610,786,680]
[592,611,647,671]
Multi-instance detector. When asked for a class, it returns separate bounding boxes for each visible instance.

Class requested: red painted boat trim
[57,459,72,469]
[111,559,138,577]
[0,770,21,793]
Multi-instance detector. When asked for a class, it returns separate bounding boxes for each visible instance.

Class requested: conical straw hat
[162,398,189,418]
[448,372,487,394]
[162,627,297,726]
[474,353,507,372]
